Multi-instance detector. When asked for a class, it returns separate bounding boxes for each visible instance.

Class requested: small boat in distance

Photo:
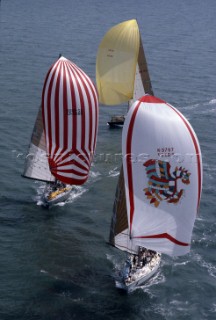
[107,115,125,128]
[22,56,99,207]
[110,94,202,293]
[96,19,153,127]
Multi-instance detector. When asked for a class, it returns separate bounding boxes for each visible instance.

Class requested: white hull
[115,253,161,293]
[42,185,73,207]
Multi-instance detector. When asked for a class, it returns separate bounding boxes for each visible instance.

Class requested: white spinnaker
[122,95,202,256]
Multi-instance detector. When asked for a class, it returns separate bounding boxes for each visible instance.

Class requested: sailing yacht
[110,94,202,292]
[23,56,99,206]
[96,20,163,290]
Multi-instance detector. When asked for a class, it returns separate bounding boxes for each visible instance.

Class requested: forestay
[128,39,153,107]
[42,56,99,185]
[118,94,202,256]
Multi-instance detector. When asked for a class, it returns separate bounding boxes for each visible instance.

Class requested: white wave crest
[85,170,101,185]
[173,260,190,267]
[209,99,216,105]
[193,253,216,278]
[108,167,120,177]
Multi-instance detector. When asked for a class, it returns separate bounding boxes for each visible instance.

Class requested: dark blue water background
[0,0,215,319]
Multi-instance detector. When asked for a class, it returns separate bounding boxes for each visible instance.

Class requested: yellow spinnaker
[96,19,140,105]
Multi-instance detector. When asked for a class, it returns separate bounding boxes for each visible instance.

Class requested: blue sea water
[0,0,216,319]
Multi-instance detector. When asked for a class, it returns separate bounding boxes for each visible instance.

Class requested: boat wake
[199,100,216,114]
[88,169,101,182]
[40,269,64,281]
[108,167,120,177]
[193,253,216,279]
[140,271,165,295]
[180,102,200,111]
[58,186,87,206]
[106,253,125,279]
[180,98,216,115]
[173,260,190,267]
[34,182,46,206]
[34,169,101,207]
[35,185,86,207]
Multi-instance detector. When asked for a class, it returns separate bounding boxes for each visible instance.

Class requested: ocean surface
[0,0,216,319]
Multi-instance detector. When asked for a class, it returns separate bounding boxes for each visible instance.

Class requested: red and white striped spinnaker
[42,56,99,185]
[119,94,203,256]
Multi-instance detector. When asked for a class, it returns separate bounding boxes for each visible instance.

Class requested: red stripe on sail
[68,64,89,162]
[87,81,93,156]
[139,94,165,104]
[68,62,77,153]
[90,83,98,156]
[63,62,68,154]
[76,65,98,158]
[53,62,69,166]
[69,62,98,164]
[73,149,90,167]
[134,233,189,246]
[78,76,89,161]
[54,148,90,169]
[91,82,98,155]
[126,101,142,233]
[53,172,88,185]
[146,168,156,175]
[52,167,87,176]
[150,176,168,183]
[165,103,202,212]
[76,67,93,156]
[55,158,89,173]
[77,67,99,158]
[53,63,62,161]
